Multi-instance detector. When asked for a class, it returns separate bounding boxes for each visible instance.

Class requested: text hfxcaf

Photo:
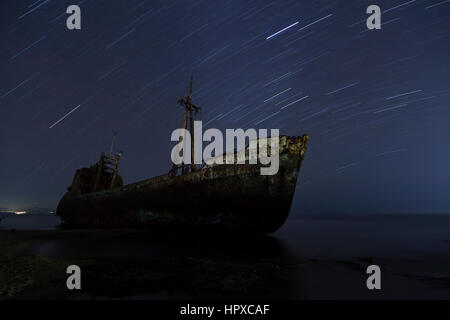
[56,75,309,233]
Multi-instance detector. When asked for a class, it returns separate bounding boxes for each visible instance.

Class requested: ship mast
[109,131,117,158]
[170,74,201,176]
[105,131,122,189]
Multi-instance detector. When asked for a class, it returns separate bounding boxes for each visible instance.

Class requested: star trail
[0,0,449,214]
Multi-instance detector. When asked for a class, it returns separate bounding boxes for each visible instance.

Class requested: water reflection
[32,229,296,299]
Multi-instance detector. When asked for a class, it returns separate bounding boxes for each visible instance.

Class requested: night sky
[1,0,449,214]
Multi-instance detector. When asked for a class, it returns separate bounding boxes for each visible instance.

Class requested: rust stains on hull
[57,135,308,234]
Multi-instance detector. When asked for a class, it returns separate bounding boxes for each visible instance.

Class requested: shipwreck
[56,77,309,233]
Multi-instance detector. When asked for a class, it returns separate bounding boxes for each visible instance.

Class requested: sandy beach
[1,214,449,299]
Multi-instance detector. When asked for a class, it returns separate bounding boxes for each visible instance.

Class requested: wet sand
[0,214,449,299]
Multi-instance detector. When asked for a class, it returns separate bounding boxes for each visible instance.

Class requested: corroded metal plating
[57,135,308,234]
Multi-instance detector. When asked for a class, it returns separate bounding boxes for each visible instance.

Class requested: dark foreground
[0,214,449,299]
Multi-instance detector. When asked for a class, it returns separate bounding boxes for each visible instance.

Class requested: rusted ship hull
[57,135,308,234]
